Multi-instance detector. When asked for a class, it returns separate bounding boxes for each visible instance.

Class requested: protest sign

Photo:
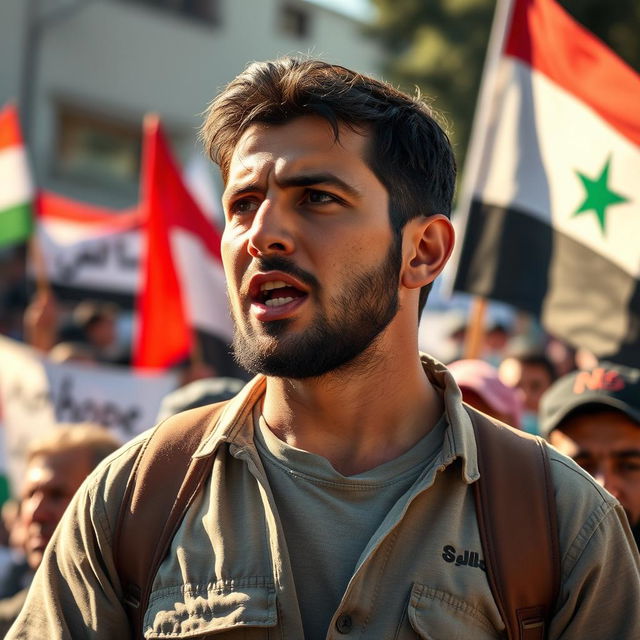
[0,336,177,494]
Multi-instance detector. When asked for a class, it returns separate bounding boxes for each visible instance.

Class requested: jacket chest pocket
[399,583,502,640]
[144,581,277,639]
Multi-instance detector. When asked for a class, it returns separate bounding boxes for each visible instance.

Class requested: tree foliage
[368,0,640,174]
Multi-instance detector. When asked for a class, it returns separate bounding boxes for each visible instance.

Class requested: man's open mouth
[257,280,307,308]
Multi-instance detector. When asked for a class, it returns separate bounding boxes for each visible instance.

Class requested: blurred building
[0,0,381,209]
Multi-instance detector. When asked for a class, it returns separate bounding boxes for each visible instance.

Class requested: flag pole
[24,229,59,352]
[28,225,50,294]
[445,0,514,359]
[464,296,488,359]
[444,0,516,293]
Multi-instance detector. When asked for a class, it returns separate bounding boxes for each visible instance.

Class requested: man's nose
[247,199,294,258]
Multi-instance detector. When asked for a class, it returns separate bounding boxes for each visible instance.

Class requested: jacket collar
[194,355,479,484]
[420,353,479,484]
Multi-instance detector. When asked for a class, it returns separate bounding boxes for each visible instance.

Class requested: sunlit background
[0,0,638,394]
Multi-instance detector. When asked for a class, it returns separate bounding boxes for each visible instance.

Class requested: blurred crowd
[438,320,640,555]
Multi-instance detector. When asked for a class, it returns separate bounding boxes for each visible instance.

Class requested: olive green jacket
[7,356,640,638]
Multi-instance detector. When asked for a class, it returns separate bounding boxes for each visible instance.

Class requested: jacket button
[335,613,353,634]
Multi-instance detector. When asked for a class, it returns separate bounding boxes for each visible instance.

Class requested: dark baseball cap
[539,363,640,438]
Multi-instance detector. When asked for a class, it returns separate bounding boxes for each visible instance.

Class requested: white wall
[0,0,381,207]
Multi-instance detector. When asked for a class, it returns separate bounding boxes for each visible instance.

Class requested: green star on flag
[573,156,629,234]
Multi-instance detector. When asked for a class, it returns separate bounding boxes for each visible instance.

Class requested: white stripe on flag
[171,229,233,341]
[0,147,32,211]
[36,219,141,293]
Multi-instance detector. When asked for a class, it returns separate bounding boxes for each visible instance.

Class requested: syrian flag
[133,116,232,370]
[35,191,141,304]
[0,104,33,246]
[452,0,640,366]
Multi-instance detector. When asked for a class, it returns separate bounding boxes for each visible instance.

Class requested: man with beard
[8,58,639,639]
[540,363,640,549]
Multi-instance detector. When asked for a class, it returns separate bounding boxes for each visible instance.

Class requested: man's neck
[261,350,443,476]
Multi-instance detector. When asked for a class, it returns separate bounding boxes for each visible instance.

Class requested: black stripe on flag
[454,199,640,367]
[454,199,552,314]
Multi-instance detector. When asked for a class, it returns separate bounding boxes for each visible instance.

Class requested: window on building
[280,4,311,39]
[54,105,142,189]
[120,0,221,25]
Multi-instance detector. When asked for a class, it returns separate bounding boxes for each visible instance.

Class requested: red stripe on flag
[36,191,141,230]
[505,0,640,146]
[134,116,190,369]
[0,104,23,150]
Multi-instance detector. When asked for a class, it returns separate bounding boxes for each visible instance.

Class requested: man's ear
[401,214,455,291]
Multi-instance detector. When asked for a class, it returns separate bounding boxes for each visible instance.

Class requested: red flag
[133,116,228,369]
[36,190,140,226]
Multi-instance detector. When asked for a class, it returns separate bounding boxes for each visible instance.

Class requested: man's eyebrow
[223,173,362,202]
[276,173,362,198]
[222,183,263,203]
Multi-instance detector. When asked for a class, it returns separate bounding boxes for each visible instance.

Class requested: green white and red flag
[0,104,33,246]
[452,0,640,365]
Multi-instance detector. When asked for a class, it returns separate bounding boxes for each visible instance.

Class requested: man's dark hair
[201,57,457,315]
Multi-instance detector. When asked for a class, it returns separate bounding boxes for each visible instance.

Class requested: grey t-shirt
[254,412,447,640]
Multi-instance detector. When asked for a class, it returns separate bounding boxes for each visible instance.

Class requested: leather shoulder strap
[113,401,228,639]
[467,407,560,640]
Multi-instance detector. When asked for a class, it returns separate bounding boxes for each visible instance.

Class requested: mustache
[253,256,320,291]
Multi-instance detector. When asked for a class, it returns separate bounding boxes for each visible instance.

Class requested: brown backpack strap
[468,407,561,640]
[113,401,228,639]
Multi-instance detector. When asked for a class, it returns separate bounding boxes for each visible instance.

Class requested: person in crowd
[482,320,513,369]
[0,424,120,634]
[448,358,522,427]
[8,58,640,639]
[71,301,127,364]
[445,315,513,366]
[540,363,640,549]
[499,350,557,434]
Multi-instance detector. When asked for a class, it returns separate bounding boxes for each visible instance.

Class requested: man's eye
[230,199,259,215]
[305,190,338,205]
